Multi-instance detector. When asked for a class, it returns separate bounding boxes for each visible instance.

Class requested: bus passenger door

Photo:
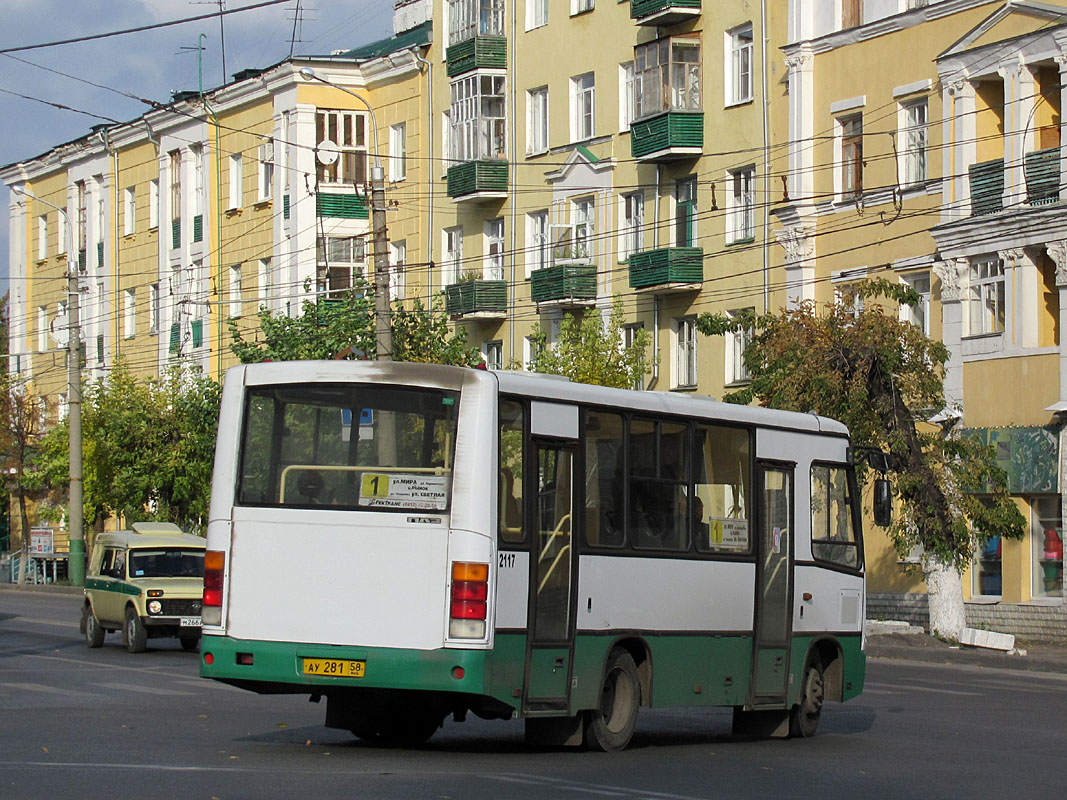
[523,441,577,713]
[751,463,794,706]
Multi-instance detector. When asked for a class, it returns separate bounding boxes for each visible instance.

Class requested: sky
[0,0,397,299]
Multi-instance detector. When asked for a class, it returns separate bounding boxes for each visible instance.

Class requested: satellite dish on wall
[317,139,340,165]
[50,314,70,348]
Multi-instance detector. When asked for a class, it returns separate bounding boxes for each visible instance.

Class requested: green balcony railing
[630,111,703,160]
[630,0,700,22]
[969,158,1004,216]
[530,264,597,304]
[316,192,369,219]
[628,247,703,290]
[446,35,507,77]
[446,160,508,199]
[1025,146,1061,206]
[445,279,507,316]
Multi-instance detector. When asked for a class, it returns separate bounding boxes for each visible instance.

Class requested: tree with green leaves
[697,280,1024,640]
[529,300,653,389]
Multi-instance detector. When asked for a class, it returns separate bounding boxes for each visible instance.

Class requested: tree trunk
[17,488,30,585]
[922,555,966,641]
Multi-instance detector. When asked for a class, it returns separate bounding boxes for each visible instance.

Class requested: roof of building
[328,21,432,61]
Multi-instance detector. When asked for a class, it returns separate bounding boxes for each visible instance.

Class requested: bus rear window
[237,384,459,512]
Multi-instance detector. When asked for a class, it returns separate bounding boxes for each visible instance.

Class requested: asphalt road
[3,587,1066,799]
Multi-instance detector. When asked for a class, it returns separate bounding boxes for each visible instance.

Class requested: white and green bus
[201,360,872,750]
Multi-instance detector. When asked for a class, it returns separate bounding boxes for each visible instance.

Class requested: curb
[0,583,84,596]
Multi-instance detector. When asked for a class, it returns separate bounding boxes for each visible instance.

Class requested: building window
[1033,496,1063,598]
[726,308,754,384]
[168,152,181,228]
[572,0,594,15]
[444,226,464,285]
[192,143,205,221]
[484,339,503,370]
[527,210,549,277]
[726,24,753,106]
[621,191,644,261]
[37,214,47,260]
[75,181,88,260]
[124,187,136,236]
[388,124,406,182]
[842,0,863,28]
[900,272,931,335]
[527,0,548,30]
[389,240,406,302]
[902,100,928,186]
[258,258,273,307]
[523,334,541,370]
[624,323,645,390]
[973,530,1002,597]
[124,289,136,339]
[448,0,505,45]
[674,316,697,388]
[228,264,243,317]
[37,306,47,353]
[527,86,549,155]
[450,73,507,163]
[485,218,505,280]
[634,38,701,121]
[228,154,243,210]
[727,166,755,243]
[149,179,159,229]
[675,176,697,247]
[570,72,596,142]
[619,61,636,130]
[839,114,863,199]
[317,235,365,296]
[967,257,1005,336]
[149,283,160,334]
[258,138,274,201]
[573,196,595,261]
[316,108,367,184]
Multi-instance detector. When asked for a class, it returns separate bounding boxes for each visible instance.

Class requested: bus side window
[694,425,751,555]
[499,400,525,544]
[811,465,859,568]
[584,411,625,548]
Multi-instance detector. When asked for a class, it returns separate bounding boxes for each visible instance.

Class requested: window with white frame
[573,196,595,261]
[258,258,273,307]
[451,73,507,162]
[317,235,365,295]
[58,393,68,421]
[571,0,593,15]
[167,153,180,228]
[634,38,701,121]
[726,308,754,384]
[527,210,549,276]
[444,226,464,285]
[728,166,755,243]
[968,256,1005,336]
[228,153,243,210]
[675,176,697,247]
[149,283,160,334]
[523,334,541,370]
[526,0,548,30]
[484,339,503,370]
[192,143,204,219]
[726,24,753,106]
[619,61,636,130]
[839,114,863,199]
[124,187,136,236]
[37,307,47,353]
[389,124,406,181]
[902,99,928,186]
[56,301,67,347]
[124,289,136,339]
[527,86,549,154]
[37,214,47,260]
[900,271,931,335]
[624,323,645,390]
[674,316,698,388]
[570,72,596,142]
[149,179,159,229]
[316,108,367,184]
[621,191,644,261]
[485,218,505,280]
[258,138,274,201]
[448,0,505,45]
[441,110,451,177]
[57,210,66,255]
[389,240,406,302]
[229,264,243,317]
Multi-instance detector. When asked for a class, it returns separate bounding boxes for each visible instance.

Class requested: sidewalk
[0,582,84,596]
[867,626,1067,675]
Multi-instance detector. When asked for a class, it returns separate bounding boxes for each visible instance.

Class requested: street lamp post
[299,67,392,361]
[12,186,85,586]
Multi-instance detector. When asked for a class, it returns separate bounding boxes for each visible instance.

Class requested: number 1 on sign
[362,474,389,497]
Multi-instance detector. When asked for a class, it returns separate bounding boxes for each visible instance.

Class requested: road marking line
[865,681,981,697]
[26,653,193,679]
[93,682,195,696]
[8,617,80,629]
[4,682,94,697]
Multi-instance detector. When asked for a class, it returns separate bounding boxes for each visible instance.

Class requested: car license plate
[302,658,366,678]
[179,617,201,627]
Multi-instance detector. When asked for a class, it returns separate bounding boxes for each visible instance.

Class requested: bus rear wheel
[584,649,640,752]
[789,658,825,738]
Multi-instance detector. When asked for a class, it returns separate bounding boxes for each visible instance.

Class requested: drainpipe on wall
[760,0,771,314]
[647,165,662,391]
[508,0,518,365]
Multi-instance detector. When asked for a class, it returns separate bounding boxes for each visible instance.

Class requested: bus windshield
[236,383,459,512]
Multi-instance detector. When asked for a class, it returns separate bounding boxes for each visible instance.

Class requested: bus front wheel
[584,649,640,752]
[789,658,824,738]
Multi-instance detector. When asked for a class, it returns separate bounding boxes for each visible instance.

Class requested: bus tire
[125,607,148,654]
[84,605,105,648]
[789,658,825,738]
[376,708,442,747]
[584,649,640,752]
[180,635,200,652]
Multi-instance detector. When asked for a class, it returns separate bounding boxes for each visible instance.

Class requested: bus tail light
[202,550,225,626]
[450,561,488,639]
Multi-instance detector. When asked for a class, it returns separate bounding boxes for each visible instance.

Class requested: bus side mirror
[873,478,892,527]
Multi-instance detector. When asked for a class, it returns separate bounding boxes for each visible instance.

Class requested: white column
[1002,247,1038,349]
[1000,62,1036,210]
[1048,241,1067,403]
[785,47,815,204]
[933,258,967,413]
[776,224,815,308]
[947,80,976,222]
[1057,55,1067,202]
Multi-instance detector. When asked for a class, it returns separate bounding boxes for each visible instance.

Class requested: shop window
[1033,496,1063,598]
[973,535,1002,597]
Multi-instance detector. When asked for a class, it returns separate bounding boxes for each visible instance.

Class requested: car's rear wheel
[125,607,147,653]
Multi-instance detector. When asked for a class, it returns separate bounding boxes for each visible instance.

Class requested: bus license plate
[179,617,201,627]
[302,658,366,678]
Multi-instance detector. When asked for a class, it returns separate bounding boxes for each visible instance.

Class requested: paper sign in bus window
[708,518,748,551]
[359,473,449,511]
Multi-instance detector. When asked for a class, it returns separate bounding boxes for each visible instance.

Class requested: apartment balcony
[530,264,597,308]
[316,192,369,219]
[968,159,1004,216]
[628,247,703,292]
[445,278,507,318]
[630,0,700,26]
[446,160,508,202]
[630,111,703,162]
[446,35,506,78]
[1025,146,1061,206]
